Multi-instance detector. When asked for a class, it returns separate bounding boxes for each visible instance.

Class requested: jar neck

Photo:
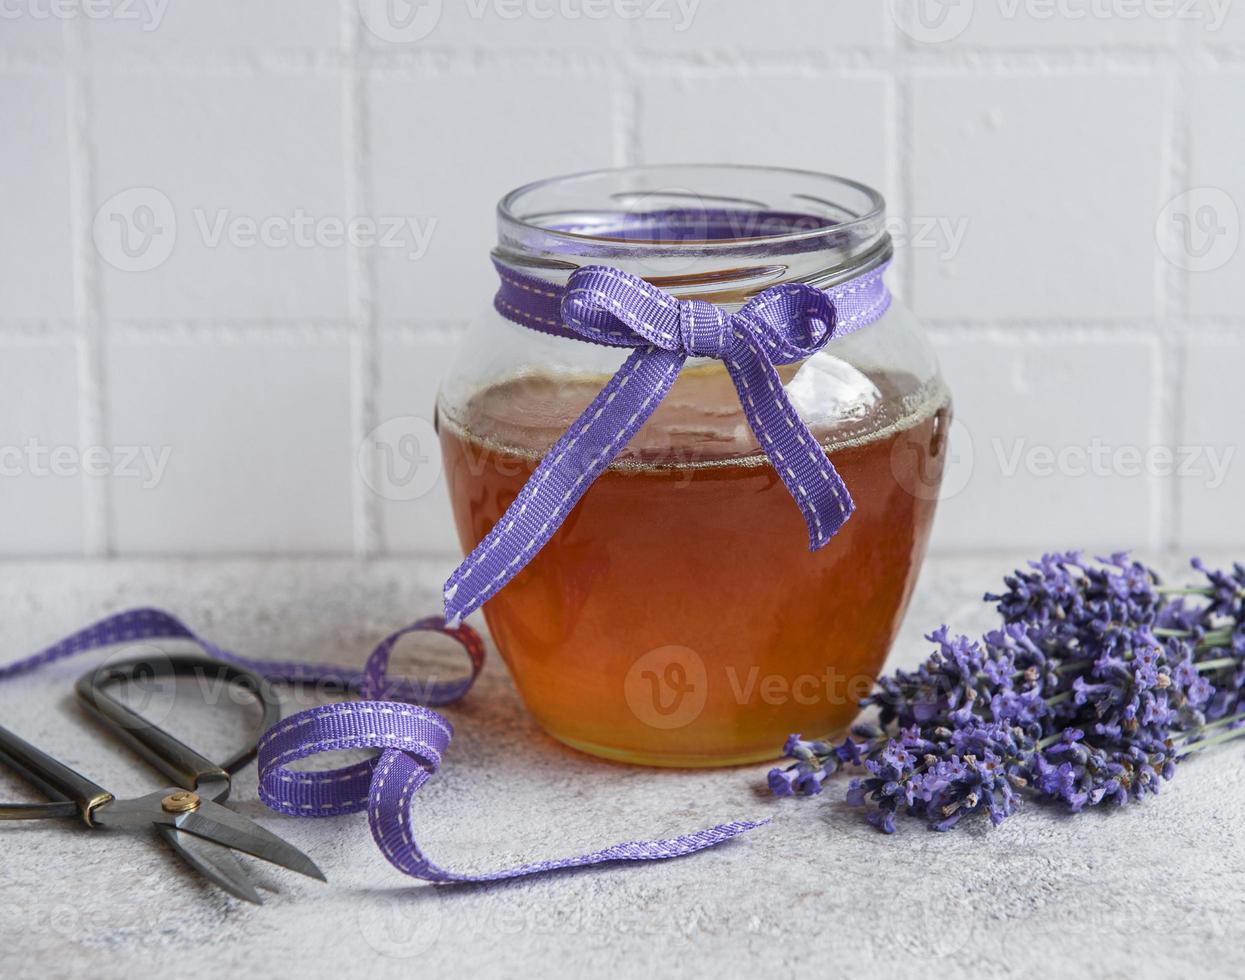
[492,166,892,307]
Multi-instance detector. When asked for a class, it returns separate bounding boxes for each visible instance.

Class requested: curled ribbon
[0,609,767,883]
[443,260,892,624]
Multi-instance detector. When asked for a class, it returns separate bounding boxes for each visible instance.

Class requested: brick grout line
[342,0,383,559]
[104,321,360,342]
[893,29,916,307]
[374,321,471,343]
[1154,25,1196,551]
[63,18,110,558]
[926,322,1176,343]
[49,48,354,76]
[11,309,1245,333]
[0,319,81,337]
[12,315,1241,338]
[11,41,1244,77]
[0,51,63,72]
[924,315,1245,332]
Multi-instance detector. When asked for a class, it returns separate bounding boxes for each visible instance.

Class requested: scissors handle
[75,654,282,798]
[0,723,113,824]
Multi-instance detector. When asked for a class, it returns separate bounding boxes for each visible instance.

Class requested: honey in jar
[434,165,951,766]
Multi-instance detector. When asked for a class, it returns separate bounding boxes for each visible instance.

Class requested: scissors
[0,653,325,904]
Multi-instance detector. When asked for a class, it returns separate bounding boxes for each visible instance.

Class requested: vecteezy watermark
[1011,0,1234,30]
[892,414,1234,502]
[1156,187,1241,273]
[891,0,1232,42]
[358,0,444,42]
[891,0,976,43]
[887,216,972,261]
[0,895,115,943]
[623,645,708,730]
[93,187,178,273]
[0,439,171,489]
[92,186,437,273]
[994,437,1235,489]
[0,0,169,31]
[359,0,700,44]
[357,888,443,958]
[623,645,878,730]
[194,209,437,261]
[890,413,974,503]
[358,415,443,502]
[85,644,178,729]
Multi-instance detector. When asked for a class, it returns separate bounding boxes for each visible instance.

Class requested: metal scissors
[0,653,325,904]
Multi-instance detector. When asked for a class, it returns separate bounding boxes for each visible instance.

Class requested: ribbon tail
[725,335,854,549]
[0,607,198,680]
[0,608,484,708]
[443,346,686,624]
[260,703,770,882]
[367,744,769,883]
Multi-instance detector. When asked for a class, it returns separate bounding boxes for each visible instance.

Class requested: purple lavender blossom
[768,553,1245,834]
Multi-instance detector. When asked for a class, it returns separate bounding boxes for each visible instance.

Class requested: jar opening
[495,164,891,297]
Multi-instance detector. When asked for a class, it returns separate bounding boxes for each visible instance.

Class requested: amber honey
[440,361,950,766]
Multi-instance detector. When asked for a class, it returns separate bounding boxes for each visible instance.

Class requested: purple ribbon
[0,606,484,705]
[0,609,766,883]
[443,259,892,624]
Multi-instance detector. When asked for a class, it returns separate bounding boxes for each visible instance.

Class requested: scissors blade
[175,800,326,883]
[157,823,263,905]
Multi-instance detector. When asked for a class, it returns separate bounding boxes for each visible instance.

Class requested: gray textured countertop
[1,555,1239,979]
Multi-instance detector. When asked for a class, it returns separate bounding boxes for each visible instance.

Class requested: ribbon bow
[444,262,891,624]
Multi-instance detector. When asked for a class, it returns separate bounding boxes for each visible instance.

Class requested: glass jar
[436,165,951,767]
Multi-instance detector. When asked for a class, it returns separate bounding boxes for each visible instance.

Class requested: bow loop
[737,282,838,365]
[560,265,685,350]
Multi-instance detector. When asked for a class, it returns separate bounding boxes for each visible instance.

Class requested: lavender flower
[768,553,1245,834]
[767,735,841,798]
[1192,558,1245,618]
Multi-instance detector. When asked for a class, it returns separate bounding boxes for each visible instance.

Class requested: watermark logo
[1002,0,1233,30]
[359,415,442,502]
[891,0,975,43]
[621,186,716,278]
[357,889,443,958]
[890,413,973,502]
[93,188,437,272]
[893,419,1234,499]
[0,894,113,943]
[1156,187,1240,273]
[887,215,972,261]
[360,0,699,42]
[87,644,178,730]
[359,0,444,42]
[891,0,1232,39]
[0,0,170,31]
[0,439,171,488]
[623,645,707,730]
[93,187,177,273]
[994,436,1234,488]
[194,209,436,260]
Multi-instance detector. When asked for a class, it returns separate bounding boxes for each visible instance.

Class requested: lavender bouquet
[768,553,1245,833]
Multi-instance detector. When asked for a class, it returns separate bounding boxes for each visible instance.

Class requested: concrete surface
[0,554,1240,979]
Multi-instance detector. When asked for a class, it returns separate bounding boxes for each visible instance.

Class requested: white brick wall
[1,1,1241,558]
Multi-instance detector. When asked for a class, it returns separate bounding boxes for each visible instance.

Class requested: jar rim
[497,163,887,256]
